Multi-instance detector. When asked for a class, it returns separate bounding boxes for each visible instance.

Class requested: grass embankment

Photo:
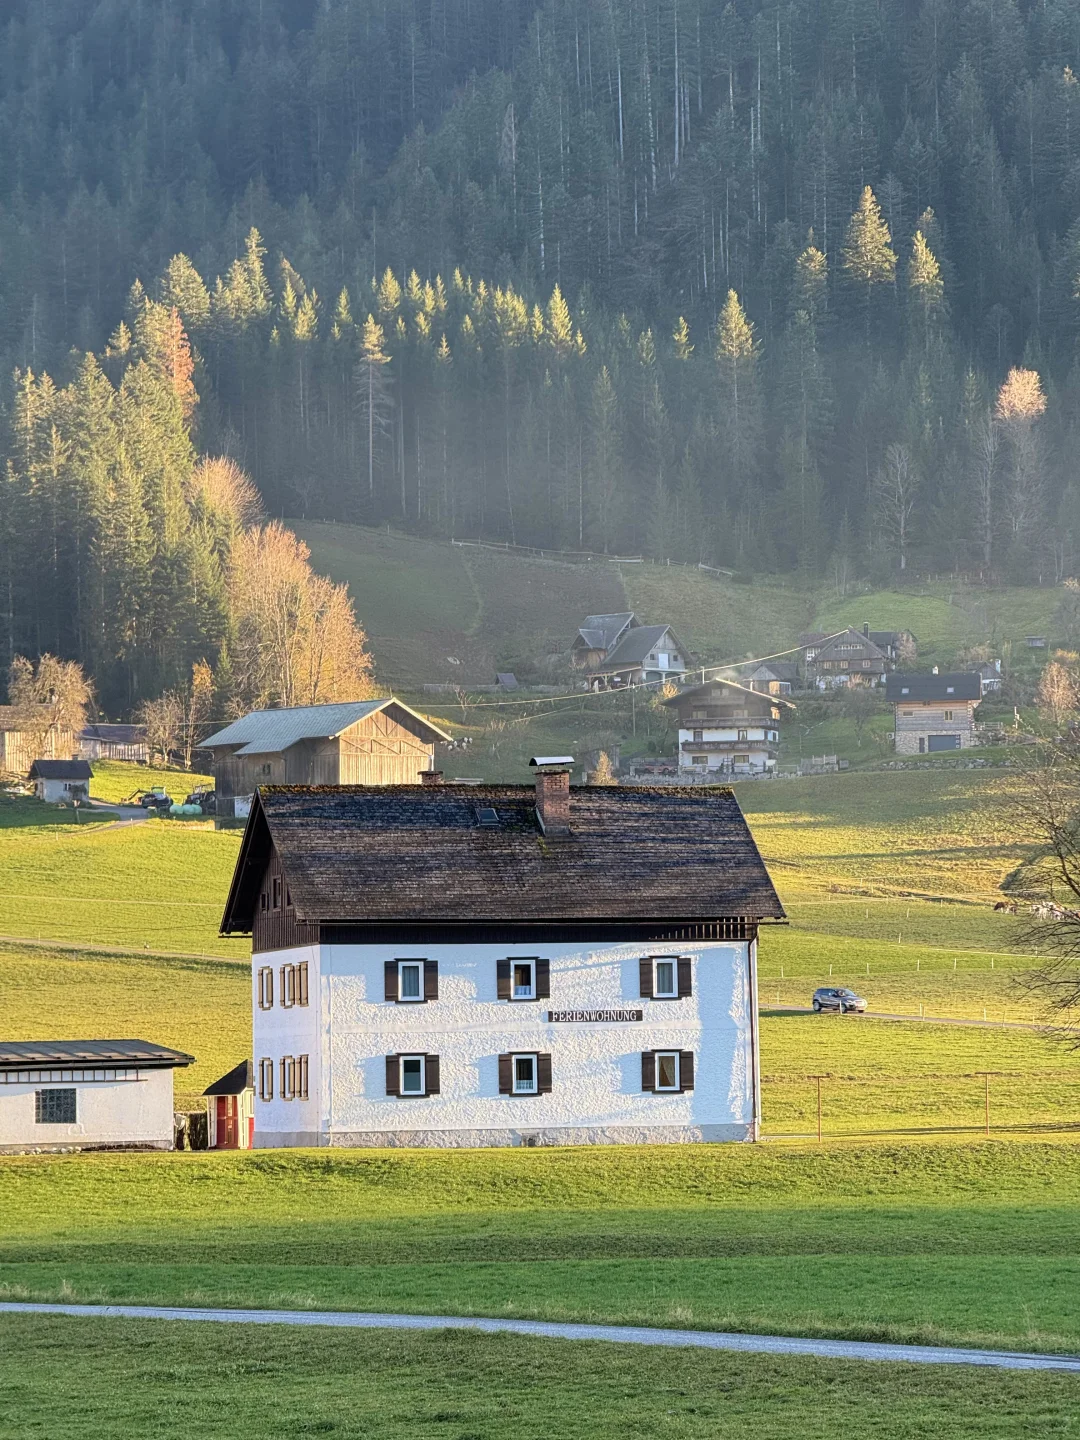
[2,1141,1079,1355]
[4,1319,1076,1440]
[8,1319,1076,1440]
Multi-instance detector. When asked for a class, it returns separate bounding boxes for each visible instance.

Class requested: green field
[88,759,212,805]
[2,1141,1079,1356]
[6,1317,1075,1440]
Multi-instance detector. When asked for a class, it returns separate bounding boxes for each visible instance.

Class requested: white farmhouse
[220,761,784,1149]
[663,679,786,776]
[0,1040,193,1152]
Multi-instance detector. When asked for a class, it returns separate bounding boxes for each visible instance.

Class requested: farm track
[2,1302,1078,1372]
[768,1005,1044,1031]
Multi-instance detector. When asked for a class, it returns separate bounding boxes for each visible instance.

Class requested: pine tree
[842,186,897,336]
[357,315,392,502]
[907,231,945,346]
[672,317,694,362]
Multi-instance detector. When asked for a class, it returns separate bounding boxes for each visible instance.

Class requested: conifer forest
[4,0,1080,708]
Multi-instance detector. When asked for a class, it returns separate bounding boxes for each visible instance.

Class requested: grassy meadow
[6,1317,1076,1440]
[2,1140,1080,1356]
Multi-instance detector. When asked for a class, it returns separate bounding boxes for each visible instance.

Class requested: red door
[216,1096,239,1148]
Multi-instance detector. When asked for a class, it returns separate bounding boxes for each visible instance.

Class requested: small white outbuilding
[0,1040,194,1152]
[28,758,92,804]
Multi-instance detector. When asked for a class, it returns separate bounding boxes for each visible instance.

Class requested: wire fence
[761,1070,1080,1139]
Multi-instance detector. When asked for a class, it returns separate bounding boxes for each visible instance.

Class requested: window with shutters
[280,1055,296,1101]
[35,1088,76,1123]
[641,1050,694,1094]
[259,1057,274,1101]
[296,1054,309,1101]
[386,1053,440,1097]
[641,956,692,1000]
[257,966,274,1010]
[386,959,438,1002]
[280,964,295,1008]
[499,1052,552,1095]
[497,958,549,1001]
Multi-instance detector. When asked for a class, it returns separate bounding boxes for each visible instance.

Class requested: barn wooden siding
[215,710,435,800]
[0,726,75,776]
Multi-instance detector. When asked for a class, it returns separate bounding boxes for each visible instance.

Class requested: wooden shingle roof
[221,784,785,932]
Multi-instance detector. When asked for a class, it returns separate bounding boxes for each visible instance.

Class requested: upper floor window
[257,966,274,1010]
[385,1052,440,1097]
[640,956,691,999]
[737,729,748,741]
[497,957,550,1001]
[692,729,703,742]
[943,710,954,721]
[385,959,438,1003]
[272,877,282,910]
[498,1052,552,1095]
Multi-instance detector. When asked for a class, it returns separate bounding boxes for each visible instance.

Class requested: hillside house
[200,700,452,818]
[664,680,784,775]
[587,624,689,689]
[746,661,799,696]
[885,672,982,753]
[29,758,92,803]
[220,762,784,1149]
[801,627,891,688]
[0,709,75,777]
[0,1040,193,1153]
[203,1060,255,1149]
[78,724,149,763]
[800,625,914,668]
[571,613,639,669]
[976,661,1003,695]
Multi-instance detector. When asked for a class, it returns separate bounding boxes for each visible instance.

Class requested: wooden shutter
[536,1053,552,1094]
[384,961,398,1002]
[280,965,294,1007]
[497,959,512,1000]
[297,1054,309,1100]
[385,1055,400,1096]
[641,1052,655,1091]
[677,957,693,998]
[679,1051,695,1092]
[424,960,439,1001]
[498,1053,513,1094]
[425,1053,441,1095]
[535,959,550,999]
[639,958,653,999]
[297,962,309,1007]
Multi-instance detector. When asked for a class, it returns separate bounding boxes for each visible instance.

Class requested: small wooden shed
[200,700,453,817]
[203,1060,255,1149]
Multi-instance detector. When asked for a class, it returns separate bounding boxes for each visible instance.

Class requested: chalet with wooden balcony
[663,680,786,775]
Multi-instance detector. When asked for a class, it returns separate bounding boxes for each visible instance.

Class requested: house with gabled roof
[886,671,982,754]
[571,613,639,669]
[586,623,689,690]
[220,761,784,1149]
[664,679,789,775]
[800,626,893,688]
[200,700,452,817]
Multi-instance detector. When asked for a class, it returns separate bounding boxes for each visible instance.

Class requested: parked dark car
[812,986,867,1014]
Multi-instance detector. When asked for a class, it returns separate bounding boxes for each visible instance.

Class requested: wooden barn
[200,700,452,817]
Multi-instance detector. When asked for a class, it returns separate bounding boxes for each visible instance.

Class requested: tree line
[4,0,1080,681]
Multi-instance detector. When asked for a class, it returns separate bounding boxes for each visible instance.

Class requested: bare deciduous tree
[228,522,375,709]
[1036,659,1080,731]
[873,442,918,572]
[8,654,92,757]
[138,690,185,764]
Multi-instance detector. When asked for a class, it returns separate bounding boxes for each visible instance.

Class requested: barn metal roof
[0,1040,194,1069]
[200,699,451,754]
[221,783,785,932]
[590,625,687,674]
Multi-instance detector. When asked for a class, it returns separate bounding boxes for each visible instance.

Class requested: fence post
[816,1075,822,1142]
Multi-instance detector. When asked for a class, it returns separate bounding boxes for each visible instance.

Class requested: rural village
[5,0,1080,1432]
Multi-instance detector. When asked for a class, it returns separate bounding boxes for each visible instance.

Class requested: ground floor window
[655,1051,680,1091]
[35,1088,76,1123]
[400,1055,426,1095]
[513,1054,537,1094]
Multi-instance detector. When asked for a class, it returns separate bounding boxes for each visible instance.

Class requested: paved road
[2,1303,1078,1372]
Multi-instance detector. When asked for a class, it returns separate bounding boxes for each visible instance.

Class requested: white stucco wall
[0,1068,176,1150]
[677,725,776,773]
[252,942,322,1144]
[253,939,758,1148]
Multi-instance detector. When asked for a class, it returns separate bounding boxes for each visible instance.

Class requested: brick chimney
[420,770,444,785]
[529,756,574,835]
